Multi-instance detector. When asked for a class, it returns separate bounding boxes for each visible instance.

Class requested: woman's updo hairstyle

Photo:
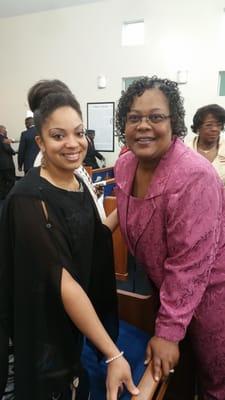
[28,79,82,134]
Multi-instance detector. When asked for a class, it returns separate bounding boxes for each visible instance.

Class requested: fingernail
[154,375,160,382]
[144,359,149,365]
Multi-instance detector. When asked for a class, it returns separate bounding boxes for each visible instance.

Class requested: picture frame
[87,102,115,152]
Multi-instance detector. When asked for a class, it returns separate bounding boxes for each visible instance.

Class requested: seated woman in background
[186,104,225,184]
[114,76,225,400]
[0,79,139,400]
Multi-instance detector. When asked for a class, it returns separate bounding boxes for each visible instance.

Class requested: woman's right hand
[106,356,139,400]
[145,336,180,381]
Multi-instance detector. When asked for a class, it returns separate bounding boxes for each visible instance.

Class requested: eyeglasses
[201,122,224,130]
[126,113,171,125]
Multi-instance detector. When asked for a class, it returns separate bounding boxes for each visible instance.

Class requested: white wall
[0,0,225,166]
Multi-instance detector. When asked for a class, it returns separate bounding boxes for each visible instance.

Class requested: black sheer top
[39,176,95,290]
[0,167,118,400]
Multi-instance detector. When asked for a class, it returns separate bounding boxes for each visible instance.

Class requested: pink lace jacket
[115,138,225,342]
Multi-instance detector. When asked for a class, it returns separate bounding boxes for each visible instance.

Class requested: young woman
[0,80,138,400]
[115,76,225,399]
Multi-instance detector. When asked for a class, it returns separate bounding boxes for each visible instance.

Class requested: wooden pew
[83,166,115,197]
[83,165,93,177]
[92,166,114,182]
[131,364,168,400]
[117,291,197,399]
[104,196,128,281]
[101,178,116,197]
[117,289,169,399]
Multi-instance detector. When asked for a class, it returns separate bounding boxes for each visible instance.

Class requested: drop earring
[41,152,47,168]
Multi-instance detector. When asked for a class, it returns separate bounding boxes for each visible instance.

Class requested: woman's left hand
[106,356,139,400]
[145,336,180,381]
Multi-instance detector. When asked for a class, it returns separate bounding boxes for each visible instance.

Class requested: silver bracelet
[105,351,124,364]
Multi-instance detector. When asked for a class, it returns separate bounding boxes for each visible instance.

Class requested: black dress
[0,167,118,400]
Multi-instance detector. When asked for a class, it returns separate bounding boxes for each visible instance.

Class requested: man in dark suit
[0,125,16,200]
[83,129,106,169]
[18,117,39,174]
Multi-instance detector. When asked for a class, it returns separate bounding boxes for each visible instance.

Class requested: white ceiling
[0,0,104,18]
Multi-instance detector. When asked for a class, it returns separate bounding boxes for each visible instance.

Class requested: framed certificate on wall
[87,102,115,152]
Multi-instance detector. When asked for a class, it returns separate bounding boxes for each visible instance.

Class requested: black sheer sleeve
[0,194,81,399]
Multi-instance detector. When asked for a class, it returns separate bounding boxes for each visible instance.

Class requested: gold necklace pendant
[66,175,80,191]
[198,144,218,154]
[41,170,79,191]
[197,138,219,154]
[198,147,213,154]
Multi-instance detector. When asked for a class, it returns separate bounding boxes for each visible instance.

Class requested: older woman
[114,76,225,399]
[186,104,225,184]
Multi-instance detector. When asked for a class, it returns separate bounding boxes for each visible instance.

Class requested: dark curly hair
[191,104,225,133]
[116,76,187,144]
[28,79,82,135]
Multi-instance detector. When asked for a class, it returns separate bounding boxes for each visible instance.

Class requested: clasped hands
[145,336,180,382]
